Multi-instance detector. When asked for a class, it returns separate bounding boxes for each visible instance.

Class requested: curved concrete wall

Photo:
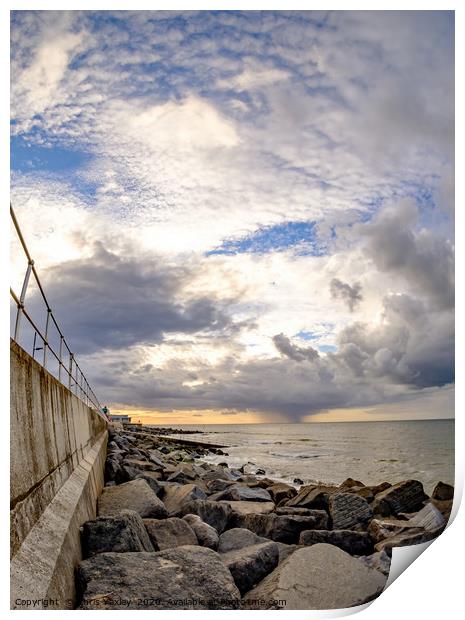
[10,339,107,608]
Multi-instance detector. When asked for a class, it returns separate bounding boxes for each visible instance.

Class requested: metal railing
[10,204,105,416]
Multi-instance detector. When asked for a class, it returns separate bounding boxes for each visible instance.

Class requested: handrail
[10,204,106,418]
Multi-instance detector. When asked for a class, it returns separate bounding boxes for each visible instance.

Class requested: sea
[165,419,454,495]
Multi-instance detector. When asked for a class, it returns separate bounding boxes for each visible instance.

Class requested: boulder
[267,483,297,504]
[233,512,329,544]
[339,477,365,489]
[345,486,375,503]
[122,458,157,471]
[375,528,442,552]
[275,506,321,516]
[222,542,279,595]
[182,514,219,550]
[175,500,232,533]
[206,479,236,494]
[242,544,387,609]
[368,518,411,543]
[285,484,339,510]
[135,472,162,494]
[328,493,373,530]
[359,550,391,576]
[372,480,428,516]
[201,469,235,482]
[98,479,168,519]
[166,465,197,484]
[224,501,275,517]
[368,482,392,496]
[162,484,207,515]
[104,458,121,482]
[147,449,166,468]
[81,510,155,557]
[407,503,446,532]
[430,498,453,520]
[77,547,241,609]
[211,485,272,503]
[144,517,197,550]
[432,481,454,501]
[299,529,374,555]
[218,528,268,553]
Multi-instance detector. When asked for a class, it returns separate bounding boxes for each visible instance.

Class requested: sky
[10,10,454,424]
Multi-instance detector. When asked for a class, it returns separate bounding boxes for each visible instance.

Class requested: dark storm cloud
[28,243,244,354]
[330,278,363,311]
[272,333,319,361]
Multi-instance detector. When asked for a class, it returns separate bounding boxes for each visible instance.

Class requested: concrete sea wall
[10,339,107,609]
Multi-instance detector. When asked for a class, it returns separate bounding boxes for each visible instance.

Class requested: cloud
[330,278,363,311]
[273,333,319,362]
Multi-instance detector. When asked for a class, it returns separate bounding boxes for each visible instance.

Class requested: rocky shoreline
[75,425,454,610]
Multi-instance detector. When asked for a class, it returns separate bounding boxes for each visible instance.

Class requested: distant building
[110,414,132,424]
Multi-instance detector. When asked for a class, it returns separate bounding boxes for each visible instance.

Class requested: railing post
[14,260,33,341]
[43,308,51,368]
[69,353,74,390]
[58,336,63,382]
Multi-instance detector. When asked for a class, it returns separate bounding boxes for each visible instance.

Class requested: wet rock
[211,485,272,503]
[98,479,168,519]
[359,550,391,576]
[233,512,328,544]
[299,529,373,555]
[144,517,197,550]
[340,477,365,489]
[267,483,297,504]
[77,547,241,609]
[328,493,373,530]
[201,469,236,482]
[285,484,339,510]
[175,500,232,533]
[105,458,121,482]
[430,498,453,520]
[432,481,454,501]
[275,506,320,516]
[368,518,411,543]
[182,514,219,550]
[162,484,207,515]
[372,480,428,517]
[345,486,375,503]
[255,468,266,475]
[166,465,197,484]
[368,482,392,496]
[147,449,166,468]
[123,458,157,471]
[222,542,279,595]
[242,544,387,610]
[293,478,304,485]
[81,510,155,557]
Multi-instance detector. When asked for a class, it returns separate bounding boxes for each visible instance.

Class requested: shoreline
[75,424,454,610]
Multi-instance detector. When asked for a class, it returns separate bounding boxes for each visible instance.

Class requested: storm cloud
[330,278,363,312]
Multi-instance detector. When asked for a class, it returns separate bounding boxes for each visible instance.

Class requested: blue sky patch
[11,136,91,173]
[207,221,327,256]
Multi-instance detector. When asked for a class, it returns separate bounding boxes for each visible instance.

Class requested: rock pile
[75,427,453,610]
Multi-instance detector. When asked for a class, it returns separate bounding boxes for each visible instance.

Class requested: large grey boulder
[222,542,279,595]
[135,472,162,494]
[371,480,428,517]
[218,527,268,553]
[299,529,373,555]
[143,517,197,550]
[147,449,166,469]
[81,510,155,557]
[98,479,168,519]
[224,501,275,517]
[162,484,207,514]
[359,550,391,576]
[210,485,272,502]
[175,500,232,533]
[206,479,236,494]
[233,512,329,544]
[242,544,387,610]
[77,547,241,609]
[328,493,373,530]
[182,514,219,550]
[375,528,441,552]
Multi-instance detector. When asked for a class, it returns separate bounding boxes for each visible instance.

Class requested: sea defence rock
[210,485,272,502]
[242,544,387,610]
[431,481,454,501]
[81,510,154,557]
[371,480,428,516]
[224,501,275,518]
[404,503,446,532]
[182,514,219,550]
[375,528,441,552]
[206,479,236,494]
[135,472,163,494]
[299,529,374,555]
[221,542,279,594]
[218,527,269,553]
[267,483,297,504]
[285,484,339,510]
[232,512,328,544]
[77,547,241,609]
[162,484,207,514]
[98,479,168,519]
[359,550,391,576]
[175,500,232,533]
[328,493,373,530]
[143,517,198,550]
